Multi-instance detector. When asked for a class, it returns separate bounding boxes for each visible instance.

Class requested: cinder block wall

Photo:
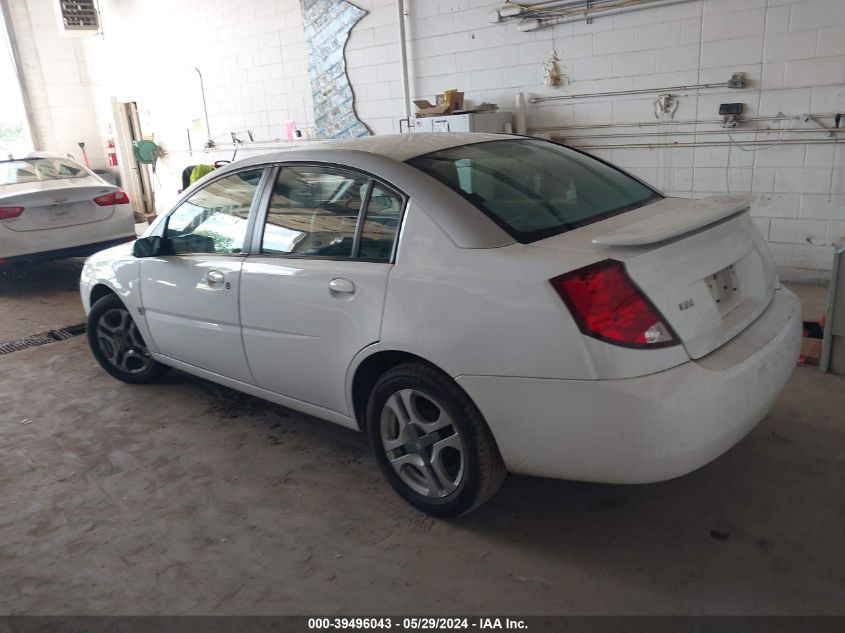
[8,0,844,281]
[6,0,107,169]
[353,0,844,283]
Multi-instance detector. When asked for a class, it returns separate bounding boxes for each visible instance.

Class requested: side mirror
[133,235,165,258]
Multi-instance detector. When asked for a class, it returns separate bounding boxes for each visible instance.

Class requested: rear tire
[366,362,506,516]
[87,294,169,384]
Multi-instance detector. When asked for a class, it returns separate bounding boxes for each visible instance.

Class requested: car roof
[200,133,523,250]
[240,132,521,164]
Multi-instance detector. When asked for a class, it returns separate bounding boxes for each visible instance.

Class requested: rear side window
[262,166,368,258]
[358,184,403,262]
[260,166,405,261]
[407,139,661,243]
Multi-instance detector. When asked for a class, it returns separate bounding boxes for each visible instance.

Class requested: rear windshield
[0,158,87,186]
[407,139,661,243]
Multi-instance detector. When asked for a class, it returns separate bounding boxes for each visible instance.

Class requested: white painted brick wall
[7,0,106,168]
[8,0,844,281]
[387,0,844,282]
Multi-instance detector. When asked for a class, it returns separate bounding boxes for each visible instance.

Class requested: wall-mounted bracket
[800,113,839,137]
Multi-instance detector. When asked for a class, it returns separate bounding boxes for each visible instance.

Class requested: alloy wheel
[379,388,465,498]
[96,308,153,375]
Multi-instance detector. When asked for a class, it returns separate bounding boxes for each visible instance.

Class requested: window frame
[155,166,272,258]
[248,161,409,265]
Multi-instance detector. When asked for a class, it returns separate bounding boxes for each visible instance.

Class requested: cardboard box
[414,90,465,117]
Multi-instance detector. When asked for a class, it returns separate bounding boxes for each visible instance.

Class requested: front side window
[165,169,264,255]
[407,139,661,243]
[261,166,369,258]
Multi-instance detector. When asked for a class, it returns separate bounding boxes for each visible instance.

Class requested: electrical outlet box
[727,72,746,89]
[719,103,743,116]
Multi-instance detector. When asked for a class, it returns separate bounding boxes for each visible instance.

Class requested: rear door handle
[329,277,355,294]
[206,270,225,287]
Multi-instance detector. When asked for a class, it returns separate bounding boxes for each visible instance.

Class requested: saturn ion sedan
[1,154,136,268]
[80,133,801,515]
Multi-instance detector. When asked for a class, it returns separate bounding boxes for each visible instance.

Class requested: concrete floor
[0,259,86,340]
[1,263,844,615]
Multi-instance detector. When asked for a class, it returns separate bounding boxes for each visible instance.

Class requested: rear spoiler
[592,195,754,247]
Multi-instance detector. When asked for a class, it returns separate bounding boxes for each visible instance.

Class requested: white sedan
[80,133,801,516]
[0,154,135,268]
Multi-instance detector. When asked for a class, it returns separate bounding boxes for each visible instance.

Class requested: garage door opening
[0,2,33,159]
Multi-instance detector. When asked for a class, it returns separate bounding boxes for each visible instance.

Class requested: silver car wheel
[380,388,465,499]
[96,307,153,375]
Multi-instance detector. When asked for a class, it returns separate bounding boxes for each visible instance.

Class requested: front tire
[87,294,169,384]
[366,362,506,516]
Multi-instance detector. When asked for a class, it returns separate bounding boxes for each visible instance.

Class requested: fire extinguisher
[106,139,118,167]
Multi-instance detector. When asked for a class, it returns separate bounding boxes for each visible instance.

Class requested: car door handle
[329,277,355,294]
[206,270,225,287]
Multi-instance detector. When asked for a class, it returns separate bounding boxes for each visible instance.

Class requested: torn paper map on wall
[301,0,371,139]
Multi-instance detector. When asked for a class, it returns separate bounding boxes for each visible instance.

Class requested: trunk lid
[0,177,117,232]
[536,195,777,360]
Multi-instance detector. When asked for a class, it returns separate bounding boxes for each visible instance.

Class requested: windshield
[407,139,661,243]
[0,158,88,186]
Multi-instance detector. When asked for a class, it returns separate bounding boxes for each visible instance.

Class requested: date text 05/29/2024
[307,617,529,630]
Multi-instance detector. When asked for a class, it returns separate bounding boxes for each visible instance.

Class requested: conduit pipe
[515,0,692,32]
[194,67,212,147]
[564,138,844,150]
[555,128,842,140]
[396,0,412,132]
[530,112,844,132]
[530,78,743,104]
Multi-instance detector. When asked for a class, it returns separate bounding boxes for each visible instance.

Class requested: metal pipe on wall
[530,79,739,104]
[530,112,844,132]
[515,0,620,11]
[555,128,842,140]
[194,67,212,147]
[396,0,412,132]
[565,138,843,150]
[516,0,693,32]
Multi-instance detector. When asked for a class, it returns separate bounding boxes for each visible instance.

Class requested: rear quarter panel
[380,202,690,381]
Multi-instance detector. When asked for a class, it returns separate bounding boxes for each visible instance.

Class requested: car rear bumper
[0,236,135,265]
[456,287,802,484]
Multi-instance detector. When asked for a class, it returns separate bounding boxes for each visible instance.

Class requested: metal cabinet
[413,112,513,134]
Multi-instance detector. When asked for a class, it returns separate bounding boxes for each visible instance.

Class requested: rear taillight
[0,207,24,220]
[94,191,130,206]
[550,259,679,349]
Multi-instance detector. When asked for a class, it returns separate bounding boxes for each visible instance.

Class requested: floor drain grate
[0,324,87,356]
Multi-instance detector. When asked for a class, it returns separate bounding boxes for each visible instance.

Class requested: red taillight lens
[0,206,24,220]
[94,191,130,206]
[550,259,679,348]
